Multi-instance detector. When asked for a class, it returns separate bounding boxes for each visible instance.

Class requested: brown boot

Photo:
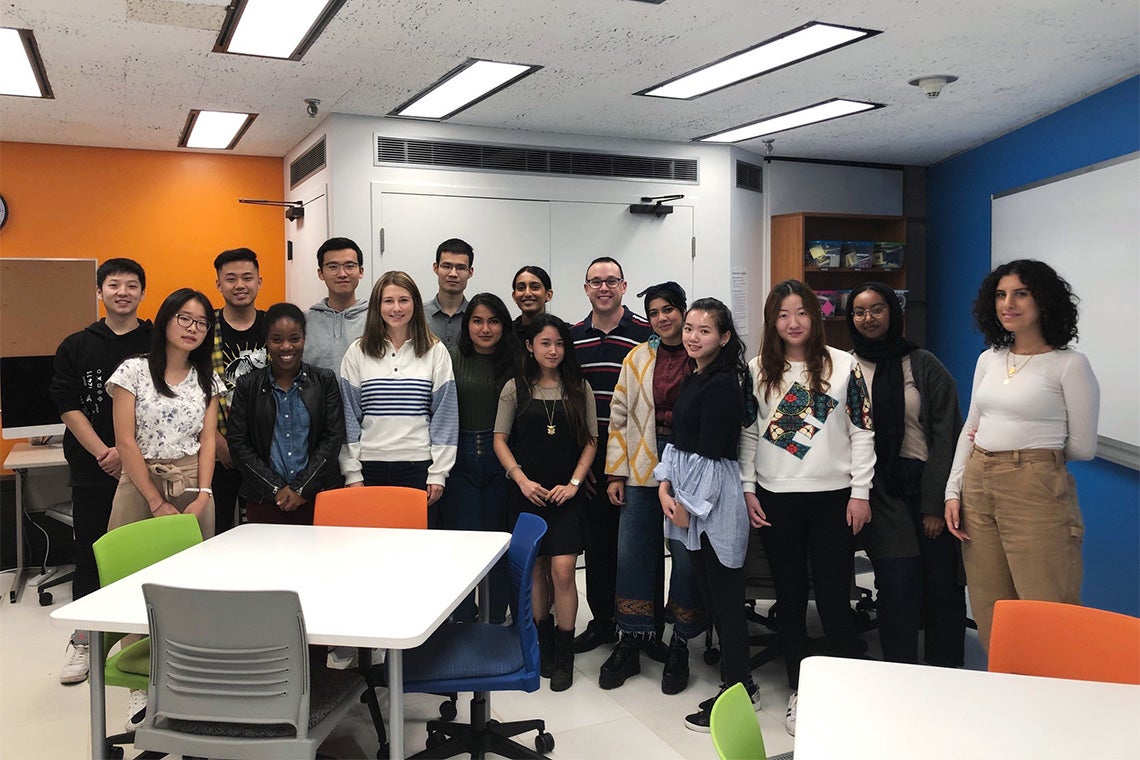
[536,617,555,678]
[550,628,575,691]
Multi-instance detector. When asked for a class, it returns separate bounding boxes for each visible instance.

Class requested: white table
[795,656,1140,759]
[51,522,511,760]
[3,441,68,603]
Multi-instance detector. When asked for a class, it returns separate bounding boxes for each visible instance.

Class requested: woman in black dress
[494,314,597,691]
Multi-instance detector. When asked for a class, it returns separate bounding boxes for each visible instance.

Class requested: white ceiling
[2,0,1137,165]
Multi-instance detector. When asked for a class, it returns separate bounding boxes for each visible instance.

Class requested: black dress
[507,392,587,556]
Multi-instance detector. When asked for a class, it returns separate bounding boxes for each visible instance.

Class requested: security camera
[305,98,321,118]
[908,75,958,99]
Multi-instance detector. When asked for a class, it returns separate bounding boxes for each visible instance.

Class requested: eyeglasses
[852,305,888,320]
[323,261,360,274]
[585,277,623,290]
[437,262,470,273]
[175,313,210,331]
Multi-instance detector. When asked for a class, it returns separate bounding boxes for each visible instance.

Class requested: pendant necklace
[540,384,562,435]
[1004,351,1036,384]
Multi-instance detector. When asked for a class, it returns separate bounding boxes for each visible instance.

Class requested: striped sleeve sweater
[338,338,458,486]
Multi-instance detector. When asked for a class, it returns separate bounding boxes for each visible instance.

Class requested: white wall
[765,160,904,217]
[729,147,767,355]
[282,122,333,310]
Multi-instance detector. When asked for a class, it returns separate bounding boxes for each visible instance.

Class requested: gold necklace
[1005,351,1037,384]
[542,397,559,435]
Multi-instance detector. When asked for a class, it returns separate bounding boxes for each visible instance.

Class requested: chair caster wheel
[439,698,457,720]
[104,745,124,759]
[535,731,555,753]
[425,730,448,749]
[39,591,53,606]
[376,743,389,759]
[703,647,720,666]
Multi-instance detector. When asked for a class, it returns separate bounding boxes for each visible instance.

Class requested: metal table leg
[387,647,403,759]
[89,630,106,760]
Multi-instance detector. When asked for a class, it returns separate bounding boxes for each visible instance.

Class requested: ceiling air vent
[290,136,327,188]
[375,136,698,183]
[736,160,763,193]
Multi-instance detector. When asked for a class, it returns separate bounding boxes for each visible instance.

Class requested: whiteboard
[992,152,1140,468]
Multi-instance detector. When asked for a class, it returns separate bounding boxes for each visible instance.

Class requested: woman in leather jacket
[228,302,345,524]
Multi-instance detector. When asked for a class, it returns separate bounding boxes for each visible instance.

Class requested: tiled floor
[0,560,988,759]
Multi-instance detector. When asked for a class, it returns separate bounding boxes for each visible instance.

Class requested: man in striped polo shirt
[570,256,652,653]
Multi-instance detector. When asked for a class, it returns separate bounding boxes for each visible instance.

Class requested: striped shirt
[338,338,458,486]
[570,306,651,431]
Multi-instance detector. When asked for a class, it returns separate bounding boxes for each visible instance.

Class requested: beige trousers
[109,452,215,539]
[960,446,1083,651]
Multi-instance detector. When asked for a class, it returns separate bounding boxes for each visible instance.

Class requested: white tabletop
[3,440,67,469]
[51,523,511,649]
[795,656,1140,759]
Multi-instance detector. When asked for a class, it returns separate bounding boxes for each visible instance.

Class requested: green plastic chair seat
[709,682,767,760]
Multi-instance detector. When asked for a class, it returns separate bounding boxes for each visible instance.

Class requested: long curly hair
[973,259,1079,349]
[758,279,832,401]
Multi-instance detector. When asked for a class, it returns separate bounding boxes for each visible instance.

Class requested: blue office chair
[402,512,554,758]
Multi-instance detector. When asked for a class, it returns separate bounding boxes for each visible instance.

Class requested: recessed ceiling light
[392,59,543,120]
[638,21,880,100]
[178,110,258,150]
[696,99,882,143]
[216,0,346,60]
[0,27,53,98]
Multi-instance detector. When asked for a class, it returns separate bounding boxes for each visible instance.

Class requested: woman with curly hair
[944,259,1099,651]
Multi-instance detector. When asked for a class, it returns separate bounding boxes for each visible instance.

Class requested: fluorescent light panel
[393,59,542,120]
[179,110,257,150]
[697,99,882,143]
[639,22,879,100]
[217,0,346,60]
[0,27,53,98]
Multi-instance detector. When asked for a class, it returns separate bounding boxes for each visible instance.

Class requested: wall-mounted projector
[629,194,683,217]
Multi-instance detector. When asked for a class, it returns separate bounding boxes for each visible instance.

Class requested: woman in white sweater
[945,259,1098,651]
[739,279,875,736]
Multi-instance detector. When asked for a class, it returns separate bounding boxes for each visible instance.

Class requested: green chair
[91,513,203,759]
[710,682,767,760]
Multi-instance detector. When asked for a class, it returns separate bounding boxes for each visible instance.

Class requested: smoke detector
[908,75,958,99]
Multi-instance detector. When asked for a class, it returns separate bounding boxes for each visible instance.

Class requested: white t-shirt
[944,348,1099,499]
[106,357,224,460]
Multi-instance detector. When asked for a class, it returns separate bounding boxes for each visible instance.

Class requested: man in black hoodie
[50,258,152,685]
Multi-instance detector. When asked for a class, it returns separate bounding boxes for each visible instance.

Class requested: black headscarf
[845,283,918,496]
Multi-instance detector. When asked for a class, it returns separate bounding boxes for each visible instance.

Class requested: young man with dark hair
[305,236,368,372]
[569,256,652,653]
[211,247,267,533]
[51,257,152,684]
[425,237,474,348]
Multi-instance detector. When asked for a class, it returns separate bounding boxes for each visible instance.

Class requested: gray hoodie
[304,298,370,374]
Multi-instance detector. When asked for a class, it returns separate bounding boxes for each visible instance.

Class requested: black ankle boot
[551,628,575,692]
[661,636,690,695]
[537,617,555,678]
[599,635,641,690]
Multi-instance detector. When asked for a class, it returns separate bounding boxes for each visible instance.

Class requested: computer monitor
[1,355,65,439]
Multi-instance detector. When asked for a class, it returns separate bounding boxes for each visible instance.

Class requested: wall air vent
[736,160,763,193]
[290,136,327,188]
[375,136,698,183]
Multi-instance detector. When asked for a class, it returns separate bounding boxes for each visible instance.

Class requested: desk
[52,522,510,760]
[795,656,1140,759]
[3,441,68,603]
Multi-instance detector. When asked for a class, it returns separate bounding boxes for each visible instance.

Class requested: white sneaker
[126,689,148,732]
[785,691,798,736]
[60,641,90,685]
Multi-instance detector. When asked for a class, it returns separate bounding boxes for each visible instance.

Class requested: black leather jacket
[227,363,345,503]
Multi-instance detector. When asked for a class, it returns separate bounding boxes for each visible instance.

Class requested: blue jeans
[437,431,510,623]
[615,478,706,640]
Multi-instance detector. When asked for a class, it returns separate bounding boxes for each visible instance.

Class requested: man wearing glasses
[305,237,368,373]
[570,257,652,653]
[425,238,475,348]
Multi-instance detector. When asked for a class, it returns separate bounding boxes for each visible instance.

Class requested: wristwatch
[570,477,581,487]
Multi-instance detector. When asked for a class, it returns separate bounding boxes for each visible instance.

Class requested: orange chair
[989,600,1140,685]
[313,485,427,529]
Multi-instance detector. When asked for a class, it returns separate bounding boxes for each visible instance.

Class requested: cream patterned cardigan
[605,338,661,486]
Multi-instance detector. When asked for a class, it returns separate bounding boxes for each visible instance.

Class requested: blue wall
[927,76,1140,616]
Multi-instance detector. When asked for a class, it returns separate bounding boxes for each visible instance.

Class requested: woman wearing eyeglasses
[107,288,224,539]
[846,283,966,667]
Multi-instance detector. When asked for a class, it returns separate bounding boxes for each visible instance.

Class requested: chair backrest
[313,485,428,529]
[989,600,1140,685]
[508,513,547,681]
[93,514,203,587]
[710,682,767,760]
[142,584,312,737]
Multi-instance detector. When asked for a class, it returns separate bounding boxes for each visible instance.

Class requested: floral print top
[106,357,224,460]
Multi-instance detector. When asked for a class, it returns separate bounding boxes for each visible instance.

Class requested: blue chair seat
[405,623,525,684]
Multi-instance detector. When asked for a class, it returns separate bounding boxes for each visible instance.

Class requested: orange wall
[0,141,286,469]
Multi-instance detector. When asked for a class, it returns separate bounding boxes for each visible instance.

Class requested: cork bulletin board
[1,258,97,357]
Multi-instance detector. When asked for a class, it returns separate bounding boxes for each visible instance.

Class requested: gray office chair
[133,584,366,760]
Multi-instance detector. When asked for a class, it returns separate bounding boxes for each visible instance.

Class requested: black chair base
[409,693,553,760]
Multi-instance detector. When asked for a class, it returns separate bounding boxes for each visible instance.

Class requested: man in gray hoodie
[304,237,369,373]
